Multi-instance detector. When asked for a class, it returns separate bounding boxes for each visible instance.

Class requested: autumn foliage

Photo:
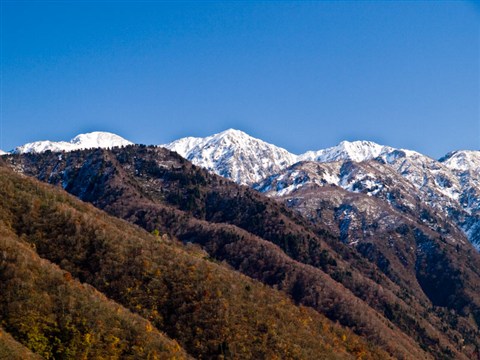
[0,165,387,359]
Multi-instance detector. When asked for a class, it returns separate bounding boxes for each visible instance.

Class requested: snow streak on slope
[162,129,298,185]
[13,132,133,154]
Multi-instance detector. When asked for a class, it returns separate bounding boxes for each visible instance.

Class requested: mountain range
[162,129,480,250]
[7,129,479,249]
[161,129,398,185]
[2,129,480,358]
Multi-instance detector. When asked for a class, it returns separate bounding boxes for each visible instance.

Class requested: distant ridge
[299,140,394,163]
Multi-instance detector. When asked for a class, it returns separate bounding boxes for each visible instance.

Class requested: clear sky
[1,1,479,158]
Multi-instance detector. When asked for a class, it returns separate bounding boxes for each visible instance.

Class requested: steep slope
[256,159,480,356]
[0,230,188,360]
[373,149,480,249]
[0,183,189,359]
[8,146,480,359]
[255,160,479,307]
[162,129,298,185]
[13,131,132,154]
[440,150,480,246]
[0,164,386,360]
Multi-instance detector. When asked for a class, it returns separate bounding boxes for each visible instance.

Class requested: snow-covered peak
[440,150,480,173]
[13,131,133,154]
[162,129,298,185]
[69,131,132,149]
[217,128,250,138]
[165,129,255,157]
[299,140,393,163]
[0,150,7,156]
[13,140,74,154]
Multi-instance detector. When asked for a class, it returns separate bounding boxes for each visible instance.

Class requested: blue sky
[1,1,479,157]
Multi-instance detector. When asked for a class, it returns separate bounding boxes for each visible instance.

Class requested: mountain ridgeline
[5,139,480,359]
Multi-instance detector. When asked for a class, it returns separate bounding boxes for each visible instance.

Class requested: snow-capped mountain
[255,146,480,249]
[162,130,400,185]
[162,129,478,224]
[376,149,480,245]
[255,159,467,250]
[162,129,298,185]
[13,131,133,154]
[161,128,480,248]
[0,150,7,156]
[299,140,393,163]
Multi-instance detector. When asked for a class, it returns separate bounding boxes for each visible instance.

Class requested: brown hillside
[0,164,388,359]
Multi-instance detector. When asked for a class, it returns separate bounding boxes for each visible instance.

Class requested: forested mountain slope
[0,164,385,359]
[6,146,480,359]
